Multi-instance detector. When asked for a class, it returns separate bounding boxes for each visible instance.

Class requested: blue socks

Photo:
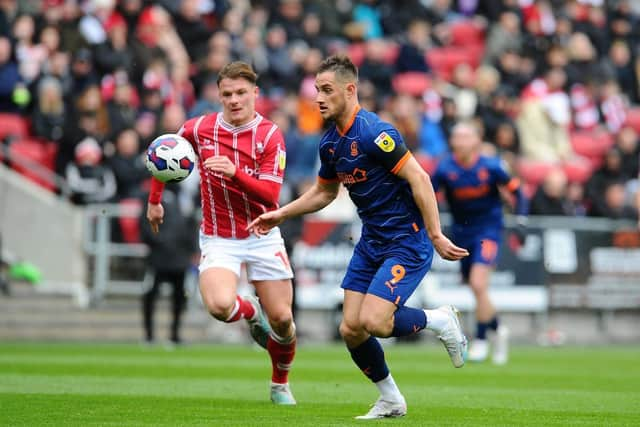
[477,316,499,340]
[348,336,389,382]
[391,306,427,337]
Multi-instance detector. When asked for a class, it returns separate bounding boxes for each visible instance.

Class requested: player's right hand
[147,202,164,234]
[247,210,285,236]
[431,234,469,261]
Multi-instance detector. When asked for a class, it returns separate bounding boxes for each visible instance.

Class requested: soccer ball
[145,134,196,183]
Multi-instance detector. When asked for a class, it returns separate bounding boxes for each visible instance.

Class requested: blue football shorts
[341,229,433,306]
[452,226,501,280]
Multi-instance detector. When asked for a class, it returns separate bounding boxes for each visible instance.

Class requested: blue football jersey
[318,107,424,242]
[432,155,515,229]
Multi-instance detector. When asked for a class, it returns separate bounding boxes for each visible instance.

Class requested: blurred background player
[431,122,528,365]
[146,62,297,404]
[249,55,469,419]
[140,183,197,346]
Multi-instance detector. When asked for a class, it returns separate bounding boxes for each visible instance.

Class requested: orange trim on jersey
[337,105,361,136]
[505,177,520,192]
[412,222,419,232]
[391,151,412,174]
[317,176,340,185]
[394,296,401,305]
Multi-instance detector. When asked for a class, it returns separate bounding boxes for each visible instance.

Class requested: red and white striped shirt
[150,112,286,239]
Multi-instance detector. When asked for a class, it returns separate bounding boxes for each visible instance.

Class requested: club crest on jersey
[278,148,286,170]
[256,141,264,153]
[350,141,359,156]
[374,132,395,152]
[477,168,489,181]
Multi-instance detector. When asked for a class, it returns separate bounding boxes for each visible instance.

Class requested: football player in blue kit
[432,122,528,365]
[249,55,469,419]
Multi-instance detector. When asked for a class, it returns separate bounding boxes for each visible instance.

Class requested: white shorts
[198,227,294,281]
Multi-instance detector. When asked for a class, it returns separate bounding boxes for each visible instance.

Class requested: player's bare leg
[340,291,406,419]
[468,264,508,364]
[199,267,269,344]
[255,279,297,405]
[199,268,242,320]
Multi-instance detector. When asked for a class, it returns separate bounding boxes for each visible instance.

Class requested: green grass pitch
[1,342,639,426]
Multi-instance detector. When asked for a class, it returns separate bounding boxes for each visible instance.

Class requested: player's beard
[323,98,347,124]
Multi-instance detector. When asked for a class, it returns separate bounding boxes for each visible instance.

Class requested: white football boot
[355,397,407,420]
[492,325,510,365]
[467,339,489,362]
[270,382,296,405]
[435,305,467,368]
[245,295,271,349]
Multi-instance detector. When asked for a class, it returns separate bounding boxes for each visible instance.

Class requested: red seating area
[7,138,58,191]
[0,114,57,191]
[450,20,485,46]
[570,130,615,169]
[426,46,483,81]
[0,113,29,141]
[392,72,432,97]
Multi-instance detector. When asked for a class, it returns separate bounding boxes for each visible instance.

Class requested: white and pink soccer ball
[145,134,196,183]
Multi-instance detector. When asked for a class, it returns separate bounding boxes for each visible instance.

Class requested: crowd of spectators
[1,0,640,223]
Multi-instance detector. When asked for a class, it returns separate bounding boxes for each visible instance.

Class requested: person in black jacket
[140,184,197,345]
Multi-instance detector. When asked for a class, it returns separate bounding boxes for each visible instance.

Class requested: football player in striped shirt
[147,62,296,404]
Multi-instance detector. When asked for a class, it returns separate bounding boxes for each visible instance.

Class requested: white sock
[375,374,404,403]
[424,309,449,332]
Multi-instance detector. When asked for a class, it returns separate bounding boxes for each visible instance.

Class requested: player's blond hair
[217,61,258,86]
[318,55,358,84]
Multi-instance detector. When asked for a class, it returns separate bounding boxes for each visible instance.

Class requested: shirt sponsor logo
[337,167,367,185]
[243,165,260,176]
[374,132,395,152]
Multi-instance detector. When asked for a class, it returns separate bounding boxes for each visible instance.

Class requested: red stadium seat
[570,131,614,158]
[381,41,400,65]
[562,157,593,184]
[0,113,30,141]
[392,72,432,96]
[450,20,485,46]
[119,198,143,244]
[8,138,56,191]
[517,159,555,187]
[347,43,366,67]
[426,47,482,81]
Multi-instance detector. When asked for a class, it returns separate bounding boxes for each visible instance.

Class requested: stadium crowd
[1,0,640,222]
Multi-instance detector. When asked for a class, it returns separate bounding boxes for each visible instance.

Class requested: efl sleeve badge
[374,132,396,152]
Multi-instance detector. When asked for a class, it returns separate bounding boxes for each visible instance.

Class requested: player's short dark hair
[318,54,358,84]
[217,61,258,86]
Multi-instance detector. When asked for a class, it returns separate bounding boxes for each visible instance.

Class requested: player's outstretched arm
[248,180,340,235]
[397,156,469,261]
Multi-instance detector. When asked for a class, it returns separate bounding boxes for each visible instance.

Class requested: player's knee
[339,320,362,341]
[359,313,391,337]
[268,309,293,333]
[201,294,235,320]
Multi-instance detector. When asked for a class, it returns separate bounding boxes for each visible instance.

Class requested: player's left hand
[431,234,469,261]
[203,156,236,178]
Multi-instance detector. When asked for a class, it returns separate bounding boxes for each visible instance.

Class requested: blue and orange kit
[317,107,423,242]
[431,155,527,228]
